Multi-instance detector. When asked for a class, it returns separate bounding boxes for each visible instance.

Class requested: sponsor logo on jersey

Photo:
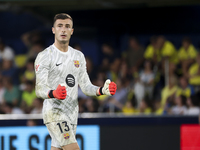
[35,64,40,72]
[74,60,79,68]
[64,133,70,139]
[66,74,75,87]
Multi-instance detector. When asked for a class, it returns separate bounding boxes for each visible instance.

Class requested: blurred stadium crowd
[0,30,199,116]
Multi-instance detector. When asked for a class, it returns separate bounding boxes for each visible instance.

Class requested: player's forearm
[35,83,51,99]
[81,83,99,96]
[79,69,99,96]
[34,48,53,99]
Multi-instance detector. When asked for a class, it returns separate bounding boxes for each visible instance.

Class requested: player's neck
[54,41,69,52]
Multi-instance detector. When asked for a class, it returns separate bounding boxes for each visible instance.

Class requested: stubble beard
[60,40,68,44]
[57,38,69,45]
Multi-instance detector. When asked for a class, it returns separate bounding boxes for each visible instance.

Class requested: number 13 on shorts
[57,121,70,133]
[46,120,77,147]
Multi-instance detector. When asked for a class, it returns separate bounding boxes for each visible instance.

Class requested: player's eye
[66,25,70,28]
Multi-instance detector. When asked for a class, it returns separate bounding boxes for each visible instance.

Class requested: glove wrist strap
[99,87,104,95]
[48,90,55,98]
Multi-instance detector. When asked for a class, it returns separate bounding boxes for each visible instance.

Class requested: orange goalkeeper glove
[48,84,67,100]
[98,79,117,96]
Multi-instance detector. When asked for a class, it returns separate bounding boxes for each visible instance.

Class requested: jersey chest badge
[74,60,79,68]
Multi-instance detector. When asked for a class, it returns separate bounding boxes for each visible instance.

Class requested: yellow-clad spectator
[187,53,200,87]
[178,37,198,75]
[20,80,37,113]
[156,36,178,64]
[176,87,192,98]
[161,75,178,107]
[123,37,145,74]
[144,36,162,63]
[122,90,138,115]
[139,99,152,114]
[176,76,195,98]
[154,101,164,115]
[178,38,197,61]
[21,59,35,84]
[96,94,109,103]
[122,100,138,115]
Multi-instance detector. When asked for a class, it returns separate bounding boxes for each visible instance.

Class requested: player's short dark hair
[53,13,73,26]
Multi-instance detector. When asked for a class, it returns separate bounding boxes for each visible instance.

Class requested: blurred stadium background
[1,0,200,150]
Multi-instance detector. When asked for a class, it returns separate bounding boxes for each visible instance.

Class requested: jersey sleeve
[78,53,99,96]
[34,50,52,99]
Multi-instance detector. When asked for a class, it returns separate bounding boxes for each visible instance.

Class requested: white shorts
[46,120,77,148]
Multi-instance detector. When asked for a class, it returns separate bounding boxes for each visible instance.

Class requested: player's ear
[52,27,55,34]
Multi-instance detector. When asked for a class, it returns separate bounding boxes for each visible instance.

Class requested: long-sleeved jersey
[35,44,99,124]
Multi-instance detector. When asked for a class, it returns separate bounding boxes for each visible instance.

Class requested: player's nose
[61,27,67,31]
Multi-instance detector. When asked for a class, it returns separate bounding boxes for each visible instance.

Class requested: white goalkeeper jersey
[35,44,99,124]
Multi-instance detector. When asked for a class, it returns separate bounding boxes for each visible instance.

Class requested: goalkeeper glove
[48,84,67,100]
[98,79,117,96]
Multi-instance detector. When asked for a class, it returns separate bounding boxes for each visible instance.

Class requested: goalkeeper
[34,13,117,150]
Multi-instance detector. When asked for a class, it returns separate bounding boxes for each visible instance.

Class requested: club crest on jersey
[64,133,70,139]
[74,60,79,68]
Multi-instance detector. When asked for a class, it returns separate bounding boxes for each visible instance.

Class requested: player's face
[52,19,74,44]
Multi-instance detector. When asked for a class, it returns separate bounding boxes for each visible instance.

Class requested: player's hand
[99,79,117,96]
[53,84,67,100]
